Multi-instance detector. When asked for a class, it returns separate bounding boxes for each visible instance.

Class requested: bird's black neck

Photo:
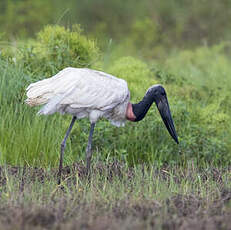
[132,92,155,122]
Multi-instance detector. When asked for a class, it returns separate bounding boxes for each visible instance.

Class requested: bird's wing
[26,68,129,112]
[60,68,129,110]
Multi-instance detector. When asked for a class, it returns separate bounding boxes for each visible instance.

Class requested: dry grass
[0,162,231,230]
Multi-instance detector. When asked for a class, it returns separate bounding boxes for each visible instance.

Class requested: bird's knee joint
[61,142,66,149]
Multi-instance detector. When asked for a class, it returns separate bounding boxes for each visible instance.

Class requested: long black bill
[155,96,179,144]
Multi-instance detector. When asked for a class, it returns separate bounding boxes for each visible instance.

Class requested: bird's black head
[132,84,179,144]
[146,84,166,98]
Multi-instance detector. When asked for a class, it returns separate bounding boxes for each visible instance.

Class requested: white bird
[25,67,178,184]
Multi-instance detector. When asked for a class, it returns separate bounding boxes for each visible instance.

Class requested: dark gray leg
[58,116,76,184]
[86,123,95,174]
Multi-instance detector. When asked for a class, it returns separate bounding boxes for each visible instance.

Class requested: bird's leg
[58,116,77,185]
[86,123,95,175]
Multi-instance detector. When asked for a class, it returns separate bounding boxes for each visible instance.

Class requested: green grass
[1,44,231,168]
[0,26,231,168]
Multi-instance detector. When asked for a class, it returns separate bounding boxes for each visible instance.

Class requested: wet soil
[0,163,231,230]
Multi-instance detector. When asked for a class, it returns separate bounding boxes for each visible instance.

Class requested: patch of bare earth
[0,163,231,230]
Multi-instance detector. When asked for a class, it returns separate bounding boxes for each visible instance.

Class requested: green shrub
[155,44,231,166]
[3,25,100,77]
[107,56,157,99]
[164,43,231,92]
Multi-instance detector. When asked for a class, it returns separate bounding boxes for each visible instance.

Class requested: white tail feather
[37,86,77,115]
[37,94,64,115]
[25,68,75,106]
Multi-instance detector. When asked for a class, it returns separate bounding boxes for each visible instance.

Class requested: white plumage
[26,67,130,127]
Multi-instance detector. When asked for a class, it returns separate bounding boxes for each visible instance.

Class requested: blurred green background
[1,0,231,51]
[0,0,231,168]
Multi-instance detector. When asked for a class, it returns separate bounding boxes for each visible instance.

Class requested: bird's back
[26,68,130,125]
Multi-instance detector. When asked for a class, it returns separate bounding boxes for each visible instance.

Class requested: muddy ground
[0,163,231,230]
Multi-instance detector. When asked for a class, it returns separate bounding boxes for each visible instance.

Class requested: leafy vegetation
[0,25,231,168]
[0,2,231,229]
[1,25,99,76]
